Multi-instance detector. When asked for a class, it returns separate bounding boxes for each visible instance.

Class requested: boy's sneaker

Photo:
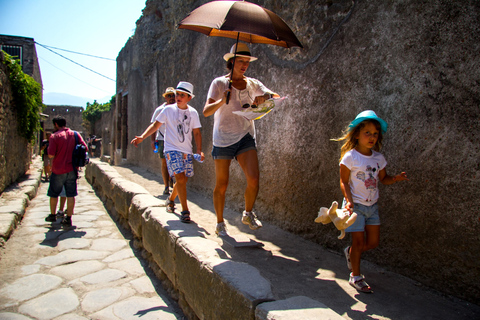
[242,211,262,230]
[165,199,175,213]
[215,222,228,237]
[45,214,57,222]
[344,246,352,271]
[61,216,72,228]
[349,273,373,293]
[56,210,65,218]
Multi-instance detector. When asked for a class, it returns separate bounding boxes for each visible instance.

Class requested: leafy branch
[2,52,44,142]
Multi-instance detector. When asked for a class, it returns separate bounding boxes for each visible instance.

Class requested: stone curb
[0,157,43,246]
[85,159,343,320]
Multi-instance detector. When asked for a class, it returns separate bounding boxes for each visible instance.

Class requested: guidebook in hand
[232,97,287,121]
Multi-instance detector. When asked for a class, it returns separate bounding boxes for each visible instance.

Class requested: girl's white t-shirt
[340,149,387,206]
[156,104,201,154]
[207,75,272,147]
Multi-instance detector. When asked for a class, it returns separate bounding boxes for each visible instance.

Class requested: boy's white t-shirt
[207,75,272,147]
[155,104,201,154]
[340,149,387,206]
[151,103,168,140]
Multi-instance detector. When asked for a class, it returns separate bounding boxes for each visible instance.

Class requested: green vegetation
[82,96,114,127]
[2,52,44,142]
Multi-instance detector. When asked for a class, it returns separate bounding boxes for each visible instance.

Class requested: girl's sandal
[180,211,191,223]
[350,276,373,293]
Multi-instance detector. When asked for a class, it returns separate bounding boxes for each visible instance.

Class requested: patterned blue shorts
[165,151,194,177]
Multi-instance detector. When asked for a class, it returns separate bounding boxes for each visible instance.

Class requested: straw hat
[162,87,175,97]
[223,42,258,62]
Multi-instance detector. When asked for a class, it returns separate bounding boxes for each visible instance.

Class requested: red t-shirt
[48,128,87,174]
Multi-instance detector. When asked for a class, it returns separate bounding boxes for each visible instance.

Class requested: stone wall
[42,105,86,137]
[0,53,32,193]
[114,0,480,303]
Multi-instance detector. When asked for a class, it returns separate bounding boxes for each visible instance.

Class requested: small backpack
[72,131,89,168]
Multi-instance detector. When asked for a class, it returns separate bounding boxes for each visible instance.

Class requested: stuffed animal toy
[314,201,357,239]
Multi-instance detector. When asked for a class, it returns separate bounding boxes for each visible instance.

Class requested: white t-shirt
[151,103,168,140]
[207,75,272,147]
[155,104,202,154]
[340,149,387,206]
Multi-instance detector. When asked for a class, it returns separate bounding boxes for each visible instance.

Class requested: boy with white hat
[131,81,204,223]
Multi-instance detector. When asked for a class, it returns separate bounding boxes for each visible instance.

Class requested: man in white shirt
[151,87,176,194]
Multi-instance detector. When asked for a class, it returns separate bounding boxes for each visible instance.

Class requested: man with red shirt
[45,116,87,227]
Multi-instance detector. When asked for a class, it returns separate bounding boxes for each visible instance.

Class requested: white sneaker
[242,211,262,230]
[216,222,228,237]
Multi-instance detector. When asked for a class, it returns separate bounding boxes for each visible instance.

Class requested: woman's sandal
[180,211,191,223]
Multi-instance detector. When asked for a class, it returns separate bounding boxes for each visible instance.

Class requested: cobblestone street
[0,167,185,319]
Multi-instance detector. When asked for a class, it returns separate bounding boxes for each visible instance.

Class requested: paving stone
[91,297,179,320]
[35,249,110,266]
[55,314,90,320]
[109,258,145,276]
[90,238,127,252]
[103,248,134,262]
[20,264,41,275]
[50,260,105,280]
[18,288,79,320]
[81,288,124,313]
[0,274,62,303]
[79,268,127,284]
[0,312,32,319]
[129,276,156,294]
[57,238,91,251]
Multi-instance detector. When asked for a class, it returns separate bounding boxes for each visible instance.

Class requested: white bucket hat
[175,81,195,98]
[223,42,258,62]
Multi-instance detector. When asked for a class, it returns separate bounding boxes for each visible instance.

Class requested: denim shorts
[344,200,380,233]
[165,151,194,177]
[47,171,78,198]
[212,133,256,160]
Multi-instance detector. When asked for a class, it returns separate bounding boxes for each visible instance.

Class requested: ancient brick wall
[0,53,31,193]
[115,0,480,303]
[42,105,86,137]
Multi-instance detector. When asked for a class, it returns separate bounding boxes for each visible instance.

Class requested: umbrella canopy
[178,0,303,48]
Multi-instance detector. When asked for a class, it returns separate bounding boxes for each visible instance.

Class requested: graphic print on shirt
[177,109,191,143]
[355,164,379,202]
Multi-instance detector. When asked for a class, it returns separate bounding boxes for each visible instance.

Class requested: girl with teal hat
[334,110,408,293]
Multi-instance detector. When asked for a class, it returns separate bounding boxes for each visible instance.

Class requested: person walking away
[151,87,176,195]
[131,81,204,223]
[41,132,52,181]
[334,110,408,293]
[45,116,88,227]
[203,42,279,237]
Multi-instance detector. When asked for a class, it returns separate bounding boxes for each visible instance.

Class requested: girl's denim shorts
[343,200,380,233]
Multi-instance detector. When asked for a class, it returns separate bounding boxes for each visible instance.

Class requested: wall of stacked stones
[0,53,31,193]
[115,0,480,303]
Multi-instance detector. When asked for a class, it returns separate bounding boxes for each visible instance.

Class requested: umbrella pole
[226,33,240,104]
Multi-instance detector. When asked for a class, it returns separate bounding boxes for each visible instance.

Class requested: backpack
[72,131,89,168]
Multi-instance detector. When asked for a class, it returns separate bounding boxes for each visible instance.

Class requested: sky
[0,0,146,105]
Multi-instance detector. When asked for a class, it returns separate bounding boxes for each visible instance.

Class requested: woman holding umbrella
[203,42,279,237]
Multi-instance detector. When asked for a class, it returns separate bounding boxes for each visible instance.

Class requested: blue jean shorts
[212,133,256,160]
[343,200,380,233]
[47,171,78,198]
[165,151,194,177]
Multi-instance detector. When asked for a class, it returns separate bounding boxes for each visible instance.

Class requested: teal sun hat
[348,110,388,134]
